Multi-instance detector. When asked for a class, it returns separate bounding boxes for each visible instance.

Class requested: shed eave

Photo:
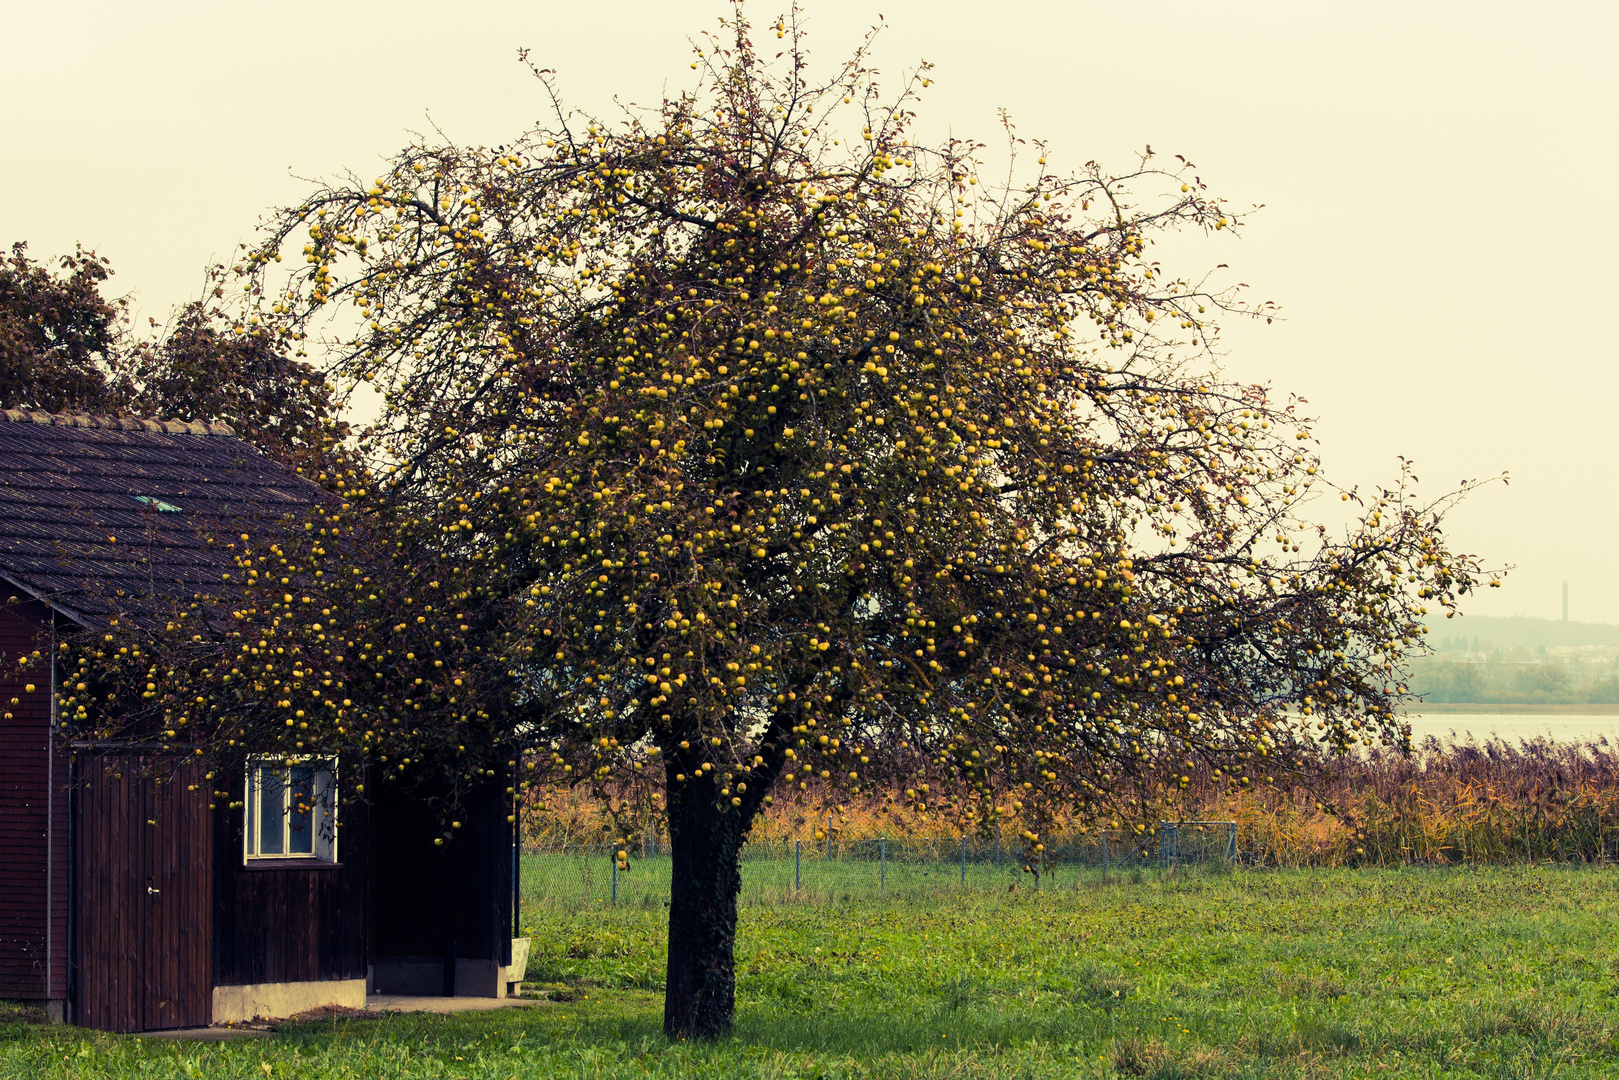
[0,569,91,628]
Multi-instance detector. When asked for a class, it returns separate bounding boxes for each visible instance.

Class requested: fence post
[960,836,967,886]
[1226,822,1236,863]
[880,837,886,898]
[795,839,801,892]
[1159,823,1168,871]
[1102,833,1108,885]
[611,854,618,904]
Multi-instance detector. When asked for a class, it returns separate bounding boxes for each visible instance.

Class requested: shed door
[76,756,211,1032]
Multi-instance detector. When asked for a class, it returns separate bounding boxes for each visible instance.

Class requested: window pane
[288,766,314,855]
[258,768,285,855]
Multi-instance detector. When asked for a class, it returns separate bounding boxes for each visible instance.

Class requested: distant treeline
[1410,654,1619,705]
[1410,614,1619,705]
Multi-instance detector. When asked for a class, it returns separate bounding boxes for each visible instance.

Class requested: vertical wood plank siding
[211,758,369,987]
[73,756,136,1031]
[0,601,67,1000]
[74,755,211,1032]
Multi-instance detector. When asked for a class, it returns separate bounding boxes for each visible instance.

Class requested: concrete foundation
[366,994,543,1014]
[507,938,530,998]
[212,978,367,1023]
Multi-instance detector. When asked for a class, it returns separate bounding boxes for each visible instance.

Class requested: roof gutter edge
[0,569,93,629]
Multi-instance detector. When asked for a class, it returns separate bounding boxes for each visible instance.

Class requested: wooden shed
[0,409,518,1031]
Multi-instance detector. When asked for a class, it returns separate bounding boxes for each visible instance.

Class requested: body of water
[1402,712,1619,745]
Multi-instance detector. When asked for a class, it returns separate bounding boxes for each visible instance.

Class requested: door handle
[147,886,161,895]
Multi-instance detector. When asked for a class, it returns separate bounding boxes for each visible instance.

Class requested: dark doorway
[369,779,512,996]
[74,756,212,1032]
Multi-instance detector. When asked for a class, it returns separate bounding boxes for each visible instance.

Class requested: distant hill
[1424,615,1619,651]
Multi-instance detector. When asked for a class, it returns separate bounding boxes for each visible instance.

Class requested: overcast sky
[7,1,1616,622]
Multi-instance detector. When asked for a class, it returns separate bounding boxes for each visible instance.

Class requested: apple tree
[93,7,1494,1038]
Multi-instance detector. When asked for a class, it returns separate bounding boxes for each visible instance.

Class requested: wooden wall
[74,755,211,1033]
[211,757,369,987]
[0,600,67,1001]
[371,778,512,965]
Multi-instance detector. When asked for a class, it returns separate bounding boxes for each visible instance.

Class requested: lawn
[5,864,1618,1078]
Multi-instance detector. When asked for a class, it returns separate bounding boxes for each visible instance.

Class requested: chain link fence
[521,820,1239,911]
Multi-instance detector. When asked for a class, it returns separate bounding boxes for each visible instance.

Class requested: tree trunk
[662,766,747,1039]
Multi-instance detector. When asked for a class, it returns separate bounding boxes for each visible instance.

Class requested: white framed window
[244,757,338,862]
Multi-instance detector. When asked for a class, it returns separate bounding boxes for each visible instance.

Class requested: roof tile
[0,416,322,625]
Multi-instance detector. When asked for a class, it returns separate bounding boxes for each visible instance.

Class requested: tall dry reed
[520,737,1619,867]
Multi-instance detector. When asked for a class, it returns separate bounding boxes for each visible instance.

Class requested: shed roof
[0,409,323,625]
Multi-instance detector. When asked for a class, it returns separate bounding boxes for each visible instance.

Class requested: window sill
[242,859,343,871]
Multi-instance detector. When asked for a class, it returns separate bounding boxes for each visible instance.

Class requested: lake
[1401,710,1619,745]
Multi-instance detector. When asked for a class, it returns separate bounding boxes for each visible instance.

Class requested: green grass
[521,840,1168,911]
[7,865,1619,1077]
[525,847,1063,910]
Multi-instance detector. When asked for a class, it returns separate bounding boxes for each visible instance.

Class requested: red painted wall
[0,600,69,1000]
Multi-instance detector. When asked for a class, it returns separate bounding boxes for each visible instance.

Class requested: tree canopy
[0,242,125,413]
[72,8,1497,1038]
[119,297,353,472]
[0,243,348,468]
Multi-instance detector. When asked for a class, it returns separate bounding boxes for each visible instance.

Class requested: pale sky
[7,1,1616,622]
